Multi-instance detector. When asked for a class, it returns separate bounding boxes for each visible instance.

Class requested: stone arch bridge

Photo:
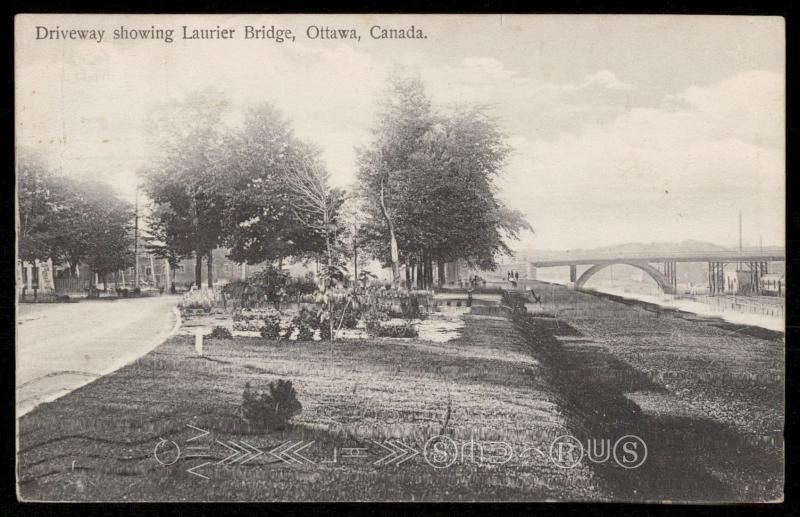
[527,247,784,296]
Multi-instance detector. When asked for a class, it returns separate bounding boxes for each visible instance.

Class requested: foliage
[249,265,289,288]
[17,152,61,262]
[375,321,418,338]
[179,288,219,311]
[232,308,284,332]
[331,299,360,330]
[291,306,320,341]
[501,289,529,314]
[356,71,533,287]
[140,88,230,287]
[209,326,233,339]
[363,306,390,335]
[258,311,284,340]
[398,294,422,320]
[285,278,318,297]
[218,104,333,265]
[242,380,302,431]
[17,150,135,279]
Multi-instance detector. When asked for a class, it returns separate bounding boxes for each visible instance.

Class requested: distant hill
[511,240,763,262]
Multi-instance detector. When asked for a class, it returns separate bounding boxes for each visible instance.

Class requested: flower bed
[179,287,224,312]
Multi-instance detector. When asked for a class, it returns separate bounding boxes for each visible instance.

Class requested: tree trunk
[102,274,108,292]
[419,251,427,290]
[353,228,358,289]
[195,251,202,288]
[437,260,445,288]
[324,215,335,342]
[405,262,411,288]
[426,254,434,290]
[379,179,401,287]
[207,250,214,288]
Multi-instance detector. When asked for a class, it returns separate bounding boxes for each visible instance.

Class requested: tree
[82,185,134,290]
[144,202,191,292]
[284,152,346,341]
[218,103,327,266]
[17,151,60,262]
[357,73,532,289]
[140,88,230,288]
[18,150,137,287]
[339,194,370,287]
[356,71,434,286]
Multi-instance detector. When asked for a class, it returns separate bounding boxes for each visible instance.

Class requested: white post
[241,263,247,281]
[45,258,55,289]
[18,261,26,297]
[164,259,171,291]
[24,261,33,293]
[195,329,204,357]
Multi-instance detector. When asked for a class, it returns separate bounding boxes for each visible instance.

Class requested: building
[760,273,784,297]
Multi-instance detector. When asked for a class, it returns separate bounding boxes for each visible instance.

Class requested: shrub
[242,380,302,431]
[291,307,319,341]
[233,308,283,333]
[399,294,422,320]
[330,299,360,330]
[376,321,418,338]
[363,306,389,334]
[179,288,218,311]
[259,316,282,340]
[209,326,232,340]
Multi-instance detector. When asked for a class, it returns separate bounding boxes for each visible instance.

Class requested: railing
[694,295,785,319]
[54,276,91,294]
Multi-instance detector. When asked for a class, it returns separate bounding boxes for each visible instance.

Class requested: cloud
[502,70,784,249]
[584,70,635,91]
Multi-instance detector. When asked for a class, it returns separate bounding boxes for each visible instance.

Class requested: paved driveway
[16,295,180,416]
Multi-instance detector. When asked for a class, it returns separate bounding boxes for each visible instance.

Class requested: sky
[15,14,785,252]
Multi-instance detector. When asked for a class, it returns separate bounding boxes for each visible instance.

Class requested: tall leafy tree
[140,88,229,287]
[81,182,135,289]
[357,73,532,288]
[218,104,327,265]
[284,152,346,341]
[17,151,60,262]
[356,71,434,286]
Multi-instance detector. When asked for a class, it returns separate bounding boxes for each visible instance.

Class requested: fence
[695,295,784,319]
[54,276,91,295]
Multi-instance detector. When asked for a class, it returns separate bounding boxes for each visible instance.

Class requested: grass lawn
[17,312,600,502]
[516,281,784,502]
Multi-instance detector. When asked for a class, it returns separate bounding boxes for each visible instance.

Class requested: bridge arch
[575,261,676,295]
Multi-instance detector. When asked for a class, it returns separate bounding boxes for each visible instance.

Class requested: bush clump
[242,380,302,431]
[363,306,389,335]
[376,321,418,338]
[209,326,232,339]
[291,307,319,341]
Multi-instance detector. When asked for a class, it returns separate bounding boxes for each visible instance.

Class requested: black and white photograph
[14,13,785,502]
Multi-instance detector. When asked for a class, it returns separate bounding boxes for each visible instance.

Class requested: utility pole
[134,186,140,290]
[353,222,358,288]
[738,210,743,252]
[737,210,743,271]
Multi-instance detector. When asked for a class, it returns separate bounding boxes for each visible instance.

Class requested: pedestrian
[515,271,519,281]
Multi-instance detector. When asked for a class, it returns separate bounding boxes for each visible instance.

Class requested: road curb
[17,298,182,418]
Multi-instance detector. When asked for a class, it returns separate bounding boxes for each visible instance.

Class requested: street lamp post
[134,186,140,291]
